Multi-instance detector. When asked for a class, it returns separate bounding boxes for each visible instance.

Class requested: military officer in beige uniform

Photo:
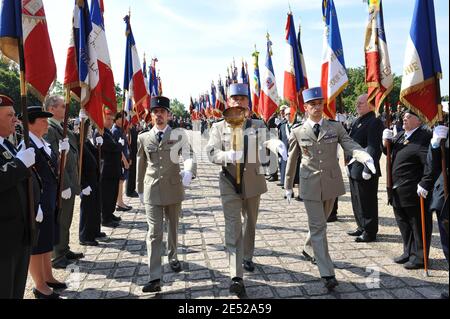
[137,96,197,293]
[284,87,376,290]
[207,83,287,297]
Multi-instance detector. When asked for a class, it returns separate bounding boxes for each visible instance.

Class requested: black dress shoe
[102,221,119,228]
[142,280,161,293]
[33,288,61,299]
[229,277,246,298]
[267,176,279,182]
[347,229,363,237]
[46,281,68,290]
[112,215,122,221]
[116,206,131,212]
[441,291,449,299]
[80,240,99,246]
[403,261,424,270]
[243,260,255,272]
[302,250,316,265]
[96,232,107,239]
[295,196,303,202]
[327,214,338,223]
[322,276,339,291]
[393,255,410,264]
[283,193,295,199]
[355,232,376,243]
[169,260,182,272]
[127,191,139,198]
[52,257,73,269]
[66,251,85,260]
[277,182,284,187]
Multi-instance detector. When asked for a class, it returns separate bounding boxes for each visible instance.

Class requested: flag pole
[435,76,448,198]
[420,196,429,277]
[385,101,393,204]
[78,115,86,186]
[18,35,37,244]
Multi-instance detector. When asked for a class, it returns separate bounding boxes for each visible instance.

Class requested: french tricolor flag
[284,12,308,122]
[320,0,348,120]
[400,0,441,126]
[123,14,149,124]
[64,0,103,130]
[260,34,279,123]
[90,0,117,114]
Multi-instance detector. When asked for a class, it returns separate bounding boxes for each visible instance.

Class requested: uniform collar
[29,132,52,156]
[0,136,4,145]
[306,118,324,129]
[404,127,420,140]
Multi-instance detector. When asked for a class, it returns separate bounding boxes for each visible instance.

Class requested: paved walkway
[24,138,448,299]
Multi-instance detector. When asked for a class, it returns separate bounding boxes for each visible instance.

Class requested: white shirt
[29,132,52,157]
[404,127,420,140]
[306,118,324,130]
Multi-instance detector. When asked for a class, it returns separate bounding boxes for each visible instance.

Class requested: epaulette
[292,122,302,129]
[138,128,150,135]
[328,119,338,122]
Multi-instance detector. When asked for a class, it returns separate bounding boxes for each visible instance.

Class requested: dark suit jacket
[419,138,449,214]
[96,129,122,180]
[385,127,432,208]
[347,112,384,180]
[277,119,291,150]
[81,141,100,190]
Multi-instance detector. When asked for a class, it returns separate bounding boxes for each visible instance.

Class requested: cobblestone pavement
[24,138,448,299]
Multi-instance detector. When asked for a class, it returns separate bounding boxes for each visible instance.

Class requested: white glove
[362,171,372,180]
[82,186,92,196]
[364,158,377,175]
[417,184,429,199]
[382,129,394,141]
[118,138,125,146]
[79,108,88,121]
[431,125,449,148]
[61,188,72,200]
[225,150,243,163]
[95,136,104,146]
[277,142,288,161]
[180,170,193,187]
[138,193,144,205]
[59,138,70,153]
[36,205,43,223]
[16,147,36,168]
[285,189,293,204]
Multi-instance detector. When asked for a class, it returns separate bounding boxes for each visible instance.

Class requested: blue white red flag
[64,0,103,130]
[252,49,261,117]
[321,0,348,120]
[260,34,279,122]
[400,0,442,125]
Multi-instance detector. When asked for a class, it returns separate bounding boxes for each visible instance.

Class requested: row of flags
[0,0,444,128]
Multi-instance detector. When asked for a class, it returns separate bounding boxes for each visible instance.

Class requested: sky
[40,0,449,109]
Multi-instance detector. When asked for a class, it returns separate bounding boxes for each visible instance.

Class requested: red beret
[0,94,14,107]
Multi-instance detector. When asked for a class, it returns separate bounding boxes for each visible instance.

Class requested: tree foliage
[171,98,189,118]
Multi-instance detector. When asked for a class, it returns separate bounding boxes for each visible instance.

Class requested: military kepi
[151,96,171,112]
[302,87,324,103]
[229,83,249,97]
[19,105,53,121]
[0,94,14,108]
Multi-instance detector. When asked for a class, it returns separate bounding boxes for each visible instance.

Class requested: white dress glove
[16,147,36,168]
[79,108,88,121]
[431,125,449,149]
[382,129,394,141]
[417,184,429,199]
[95,136,104,146]
[59,138,70,153]
[61,188,72,200]
[363,157,377,175]
[118,138,125,146]
[277,142,288,161]
[36,205,44,223]
[180,171,193,187]
[82,186,92,196]
[362,171,372,180]
[138,193,144,205]
[285,189,293,204]
[225,150,243,163]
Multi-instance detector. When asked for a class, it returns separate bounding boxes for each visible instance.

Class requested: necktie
[3,139,17,156]
[313,124,320,138]
[157,131,164,143]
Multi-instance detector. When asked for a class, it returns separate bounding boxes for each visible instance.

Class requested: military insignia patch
[403,140,409,145]
[2,151,12,160]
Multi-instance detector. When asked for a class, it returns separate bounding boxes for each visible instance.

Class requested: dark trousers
[126,154,137,196]
[101,178,119,223]
[0,245,30,299]
[393,205,433,265]
[279,159,287,185]
[349,177,379,235]
[79,186,101,242]
[436,212,449,263]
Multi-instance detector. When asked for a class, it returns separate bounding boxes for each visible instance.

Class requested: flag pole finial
[288,2,292,14]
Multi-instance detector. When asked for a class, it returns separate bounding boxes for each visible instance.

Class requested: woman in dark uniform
[23,106,64,299]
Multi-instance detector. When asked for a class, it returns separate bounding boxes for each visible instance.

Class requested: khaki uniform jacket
[44,118,80,195]
[136,127,196,206]
[285,119,372,201]
[206,119,269,199]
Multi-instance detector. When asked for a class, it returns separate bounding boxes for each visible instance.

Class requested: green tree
[171,98,189,118]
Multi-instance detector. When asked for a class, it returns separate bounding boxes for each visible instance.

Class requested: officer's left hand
[59,138,70,153]
[36,205,44,223]
[82,186,92,196]
[118,138,125,146]
[417,184,428,199]
[362,171,372,180]
[180,170,193,187]
[277,142,288,161]
[61,188,72,200]
[79,108,88,121]
[364,158,377,175]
